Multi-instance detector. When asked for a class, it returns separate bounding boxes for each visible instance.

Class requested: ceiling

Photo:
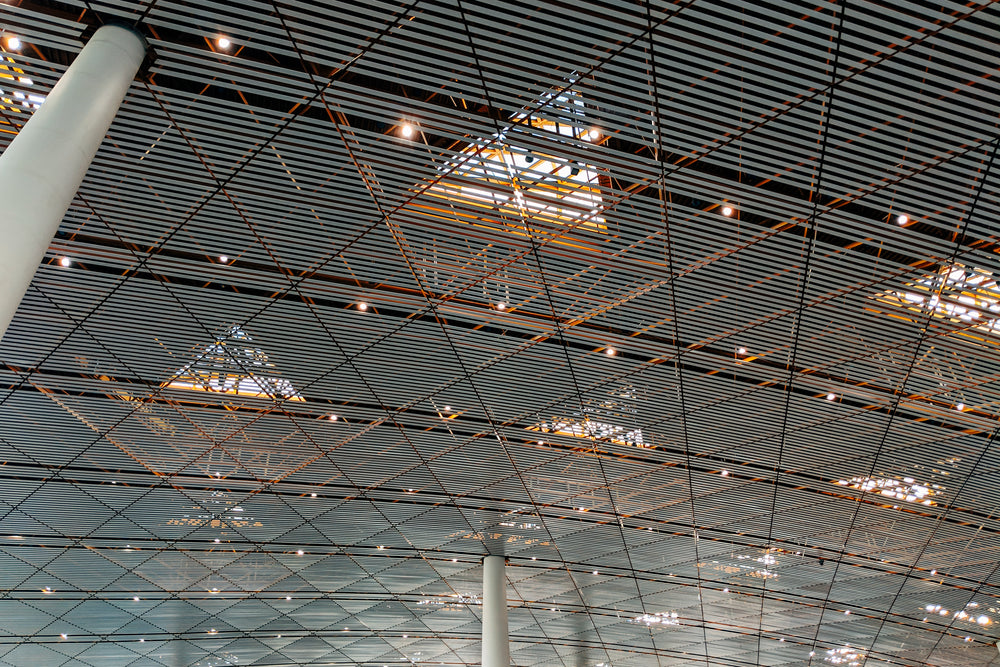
[2,1,1000,666]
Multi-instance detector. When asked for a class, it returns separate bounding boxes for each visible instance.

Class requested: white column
[482,555,510,667]
[0,24,146,341]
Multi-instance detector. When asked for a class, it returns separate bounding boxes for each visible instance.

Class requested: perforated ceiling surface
[2,1,1000,666]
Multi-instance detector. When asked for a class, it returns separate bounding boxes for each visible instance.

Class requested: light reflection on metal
[926,602,993,626]
[165,326,304,401]
[836,475,942,505]
[424,85,608,242]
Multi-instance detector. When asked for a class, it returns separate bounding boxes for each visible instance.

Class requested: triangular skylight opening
[875,263,1000,341]
[527,383,645,448]
[164,326,304,401]
[425,83,608,239]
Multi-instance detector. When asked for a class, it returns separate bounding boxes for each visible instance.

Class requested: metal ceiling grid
[3,0,1000,666]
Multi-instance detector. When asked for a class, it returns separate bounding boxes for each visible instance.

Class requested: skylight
[0,53,45,127]
[425,84,608,239]
[835,475,942,506]
[876,263,1000,339]
[528,384,646,448]
[165,326,304,401]
[631,612,680,627]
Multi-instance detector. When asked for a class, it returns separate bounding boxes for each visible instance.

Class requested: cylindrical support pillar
[482,555,509,667]
[0,24,146,341]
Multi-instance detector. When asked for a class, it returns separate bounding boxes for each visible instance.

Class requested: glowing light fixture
[358,302,368,311]
[59,256,71,267]
[5,36,21,50]
[605,347,616,356]
[217,36,231,49]
[721,205,734,217]
[826,392,836,400]
[896,214,909,225]
[401,123,414,138]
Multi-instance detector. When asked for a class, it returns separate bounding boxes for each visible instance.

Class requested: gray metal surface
[1,1,1000,666]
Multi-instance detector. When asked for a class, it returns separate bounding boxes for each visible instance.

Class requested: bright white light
[896,214,909,225]
[217,36,231,49]
[496,302,506,310]
[60,633,67,639]
[59,256,71,267]
[631,611,680,627]
[208,628,218,635]
[721,205,734,217]
[133,596,140,601]
[214,538,220,543]
[296,549,304,555]
[737,347,747,355]
[401,123,414,138]
[721,470,729,477]
[329,414,337,421]
[311,492,317,497]
[6,36,21,50]
[588,129,601,140]
[826,392,836,400]
[606,347,616,356]
[285,596,292,601]
[956,403,965,411]
[592,570,598,575]
[218,255,228,263]
[42,587,53,594]
[358,302,368,311]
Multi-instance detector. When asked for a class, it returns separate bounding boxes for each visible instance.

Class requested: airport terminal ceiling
[2,0,1000,666]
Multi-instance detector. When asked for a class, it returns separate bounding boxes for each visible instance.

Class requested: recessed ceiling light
[297,549,304,555]
[217,36,231,49]
[956,403,965,411]
[496,302,506,310]
[401,123,414,138]
[737,347,747,355]
[60,633,67,639]
[826,392,836,401]
[588,129,601,140]
[329,414,337,421]
[133,596,140,601]
[606,347,616,356]
[218,255,228,263]
[896,213,909,225]
[721,205,734,217]
[59,256,71,267]
[311,492,317,497]
[6,36,21,50]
